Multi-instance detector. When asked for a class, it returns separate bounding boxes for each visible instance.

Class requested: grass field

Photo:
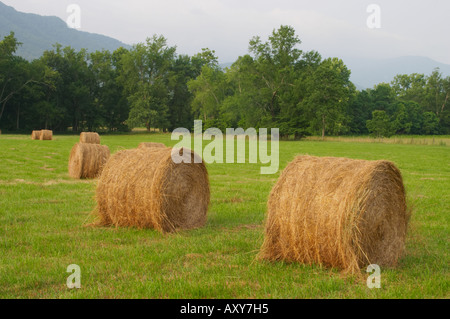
[0,133,448,298]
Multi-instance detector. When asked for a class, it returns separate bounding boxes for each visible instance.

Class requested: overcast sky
[2,0,449,64]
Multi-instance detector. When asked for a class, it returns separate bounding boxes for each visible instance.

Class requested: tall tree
[0,32,29,124]
[346,89,371,134]
[391,73,426,104]
[120,35,176,131]
[89,48,129,131]
[40,44,93,132]
[167,54,198,131]
[248,25,303,125]
[425,69,447,117]
[188,63,227,128]
[222,55,261,128]
[299,57,354,139]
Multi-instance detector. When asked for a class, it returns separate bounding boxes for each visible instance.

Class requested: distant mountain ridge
[341,56,450,89]
[0,1,130,60]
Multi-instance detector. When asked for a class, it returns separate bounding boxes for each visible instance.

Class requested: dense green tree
[0,32,30,125]
[40,44,93,131]
[120,35,176,131]
[347,90,371,134]
[170,48,221,130]
[222,55,264,129]
[391,102,412,134]
[23,60,60,130]
[367,110,393,137]
[403,101,424,134]
[390,69,449,134]
[422,112,440,135]
[299,57,354,138]
[188,63,227,128]
[0,32,57,131]
[191,48,219,70]
[425,69,446,117]
[424,70,450,133]
[167,55,195,131]
[89,48,129,131]
[248,25,302,127]
[369,83,396,114]
[222,26,317,138]
[391,73,426,104]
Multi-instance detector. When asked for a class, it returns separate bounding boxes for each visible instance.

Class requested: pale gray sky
[2,0,449,64]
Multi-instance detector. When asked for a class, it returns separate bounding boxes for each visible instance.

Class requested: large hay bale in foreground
[138,142,167,149]
[259,155,409,273]
[95,147,210,233]
[39,130,53,140]
[80,132,101,144]
[68,143,110,179]
[31,130,41,140]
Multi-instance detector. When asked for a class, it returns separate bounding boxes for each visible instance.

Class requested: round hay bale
[138,142,167,149]
[80,132,101,144]
[259,155,409,273]
[95,147,210,233]
[40,129,53,140]
[31,130,41,140]
[68,143,110,179]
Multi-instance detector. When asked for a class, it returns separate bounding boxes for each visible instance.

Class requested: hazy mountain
[0,1,130,60]
[341,56,450,90]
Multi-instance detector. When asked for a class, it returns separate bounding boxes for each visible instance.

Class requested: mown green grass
[0,133,448,298]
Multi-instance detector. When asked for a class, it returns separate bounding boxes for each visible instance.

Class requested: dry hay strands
[94,147,210,233]
[40,130,53,140]
[80,132,101,144]
[138,142,167,149]
[259,155,410,274]
[31,130,41,140]
[68,143,110,179]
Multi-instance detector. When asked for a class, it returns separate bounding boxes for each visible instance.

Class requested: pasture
[0,133,448,298]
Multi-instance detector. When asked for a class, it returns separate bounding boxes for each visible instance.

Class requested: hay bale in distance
[95,147,210,233]
[259,155,409,273]
[31,130,41,140]
[40,130,53,140]
[68,143,110,179]
[138,142,167,149]
[80,132,101,144]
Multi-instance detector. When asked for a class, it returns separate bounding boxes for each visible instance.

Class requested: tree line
[1,25,449,136]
